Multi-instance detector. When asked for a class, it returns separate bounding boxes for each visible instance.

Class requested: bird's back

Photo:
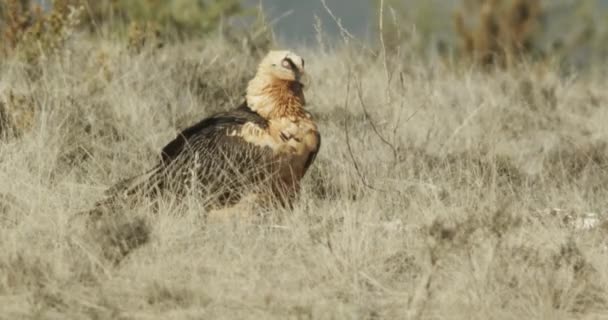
[103,102,276,208]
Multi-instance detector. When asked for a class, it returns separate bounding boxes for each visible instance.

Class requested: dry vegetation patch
[1,7,608,318]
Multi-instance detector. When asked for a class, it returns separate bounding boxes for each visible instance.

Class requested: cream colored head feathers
[246,50,307,119]
[256,50,305,82]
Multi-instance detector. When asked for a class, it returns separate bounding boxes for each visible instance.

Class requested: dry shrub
[425,204,605,315]
[0,99,11,139]
[0,193,25,228]
[543,140,608,189]
[454,0,542,67]
[146,282,199,310]
[445,152,527,189]
[516,77,558,111]
[405,146,528,193]
[126,21,162,54]
[491,240,604,314]
[426,202,520,254]
[383,250,422,283]
[0,0,83,63]
[544,141,608,179]
[307,159,360,201]
[0,252,52,293]
[50,95,136,181]
[81,205,151,265]
[0,91,37,139]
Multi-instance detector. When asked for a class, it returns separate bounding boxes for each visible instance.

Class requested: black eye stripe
[301,58,305,68]
[283,58,297,70]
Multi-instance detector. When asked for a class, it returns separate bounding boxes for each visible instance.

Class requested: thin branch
[252,9,293,40]
[391,72,407,142]
[378,0,392,104]
[355,77,398,164]
[342,71,381,192]
[392,99,405,146]
[319,0,375,55]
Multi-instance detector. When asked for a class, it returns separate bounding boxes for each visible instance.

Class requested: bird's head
[247,50,308,118]
[256,50,305,83]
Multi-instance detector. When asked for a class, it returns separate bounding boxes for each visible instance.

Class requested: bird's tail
[103,165,164,199]
[70,165,164,223]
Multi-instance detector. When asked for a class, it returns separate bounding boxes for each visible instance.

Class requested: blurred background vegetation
[374,0,608,69]
[0,0,607,69]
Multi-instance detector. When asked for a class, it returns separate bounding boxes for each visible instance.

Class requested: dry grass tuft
[543,140,608,190]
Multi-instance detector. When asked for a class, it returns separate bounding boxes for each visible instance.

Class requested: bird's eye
[281,58,293,69]
[301,59,305,68]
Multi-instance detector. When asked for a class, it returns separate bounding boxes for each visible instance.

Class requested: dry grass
[1,29,608,319]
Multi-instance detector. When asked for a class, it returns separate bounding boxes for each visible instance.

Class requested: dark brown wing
[160,101,268,166]
[302,131,320,175]
[104,101,273,203]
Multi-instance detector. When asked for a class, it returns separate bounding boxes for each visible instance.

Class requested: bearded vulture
[99,50,320,210]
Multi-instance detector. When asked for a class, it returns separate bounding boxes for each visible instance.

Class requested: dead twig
[343,71,380,192]
[354,76,399,164]
[319,0,375,56]
[378,0,392,104]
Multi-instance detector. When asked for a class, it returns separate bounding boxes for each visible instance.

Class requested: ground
[1,36,608,319]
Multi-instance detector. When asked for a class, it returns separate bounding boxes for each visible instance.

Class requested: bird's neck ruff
[246,74,306,120]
